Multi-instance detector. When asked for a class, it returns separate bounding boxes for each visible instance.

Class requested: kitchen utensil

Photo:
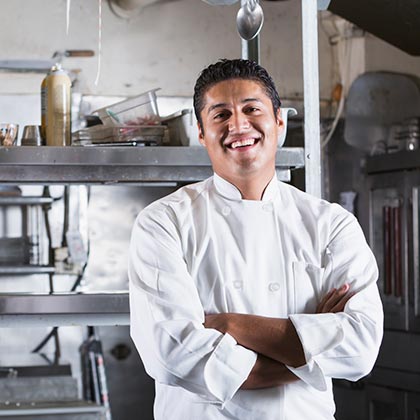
[236,0,264,41]
[0,123,19,146]
[21,125,43,146]
[161,109,199,146]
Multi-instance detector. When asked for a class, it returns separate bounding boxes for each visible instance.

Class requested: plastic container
[93,89,161,127]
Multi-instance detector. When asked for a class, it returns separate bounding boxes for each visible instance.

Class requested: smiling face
[198,78,284,186]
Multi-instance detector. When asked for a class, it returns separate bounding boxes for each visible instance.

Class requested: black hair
[193,59,281,129]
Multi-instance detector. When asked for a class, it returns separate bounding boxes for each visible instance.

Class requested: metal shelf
[0,401,104,417]
[0,146,304,184]
[366,150,420,174]
[0,146,304,327]
[0,292,129,327]
[0,265,55,275]
[0,196,54,206]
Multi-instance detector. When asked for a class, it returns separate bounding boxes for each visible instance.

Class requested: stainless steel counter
[0,292,129,327]
[0,146,304,184]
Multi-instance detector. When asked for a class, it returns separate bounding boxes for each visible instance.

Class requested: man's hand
[204,313,232,334]
[316,283,355,313]
[241,355,299,389]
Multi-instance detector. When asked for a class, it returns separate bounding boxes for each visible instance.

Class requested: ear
[276,108,284,129]
[198,122,206,147]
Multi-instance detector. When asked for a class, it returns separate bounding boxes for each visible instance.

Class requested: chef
[128,59,383,420]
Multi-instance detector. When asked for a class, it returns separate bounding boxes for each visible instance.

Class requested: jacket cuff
[288,313,344,390]
[286,359,327,391]
[204,332,257,405]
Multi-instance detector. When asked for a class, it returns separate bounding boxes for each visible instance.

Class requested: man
[129,59,383,419]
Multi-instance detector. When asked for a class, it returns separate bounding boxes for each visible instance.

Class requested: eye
[213,111,230,120]
[245,106,260,113]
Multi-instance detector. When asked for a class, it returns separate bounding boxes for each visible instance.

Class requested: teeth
[230,138,256,149]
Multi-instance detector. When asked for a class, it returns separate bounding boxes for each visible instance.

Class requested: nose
[228,112,250,133]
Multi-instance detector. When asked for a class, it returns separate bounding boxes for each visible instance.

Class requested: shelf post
[302,0,322,198]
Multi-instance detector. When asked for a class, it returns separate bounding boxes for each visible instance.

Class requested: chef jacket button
[262,203,273,212]
[268,282,280,292]
[222,206,231,216]
[233,280,243,289]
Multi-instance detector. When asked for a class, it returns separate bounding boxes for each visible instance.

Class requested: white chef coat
[129,173,383,420]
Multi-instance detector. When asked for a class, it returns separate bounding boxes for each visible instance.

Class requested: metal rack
[0,146,304,184]
[0,401,105,418]
[0,3,324,419]
[0,193,53,275]
[0,0,323,331]
[0,145,305,327]
[0,292,129,327]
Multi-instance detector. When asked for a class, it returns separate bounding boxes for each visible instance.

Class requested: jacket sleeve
[128,204,257,405]
[287,206,384,391]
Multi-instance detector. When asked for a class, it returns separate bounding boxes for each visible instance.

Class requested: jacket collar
[213,172,279,202]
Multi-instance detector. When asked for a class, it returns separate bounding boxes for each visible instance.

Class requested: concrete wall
[1,1,420,101]
[365,34,420,77]
[0,0,327,99]
[1,0,420,106]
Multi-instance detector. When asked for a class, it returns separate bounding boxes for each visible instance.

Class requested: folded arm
[205,285,353,389]
[205,211,383,391]
[129,205,257,405]
[205,283,352,363]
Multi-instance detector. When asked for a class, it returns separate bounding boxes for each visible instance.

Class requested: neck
[219,170,276,200]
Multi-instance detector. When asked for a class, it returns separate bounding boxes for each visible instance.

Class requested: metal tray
[72,125,165,145]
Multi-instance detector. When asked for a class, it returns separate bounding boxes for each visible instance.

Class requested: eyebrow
[207,98,263,114]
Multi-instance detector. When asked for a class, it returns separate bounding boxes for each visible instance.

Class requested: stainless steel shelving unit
[0,0,322,330]
[0,145,304,327]
[0,146,304,184]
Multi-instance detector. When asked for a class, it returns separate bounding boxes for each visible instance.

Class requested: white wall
[0,0,331,100]
[365,34,420,77]
[0,0,419,105]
